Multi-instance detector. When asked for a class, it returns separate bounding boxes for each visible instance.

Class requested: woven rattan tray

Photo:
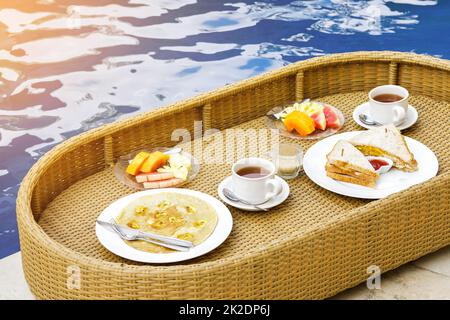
[17,52,450,299]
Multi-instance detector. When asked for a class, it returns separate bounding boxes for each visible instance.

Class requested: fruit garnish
[280,100,329,131]
[282,117,295,132]
[323,105,341,129]
[309,111,327,130]
[157,153,191,181]
[126,151,150,176]
[140,151,170,173]
[296,102,326,130]
[127,150,193,189]
[282,111,315,136]
[143,177,184,189]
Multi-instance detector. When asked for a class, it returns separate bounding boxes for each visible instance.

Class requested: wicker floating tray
[17,51,450,299]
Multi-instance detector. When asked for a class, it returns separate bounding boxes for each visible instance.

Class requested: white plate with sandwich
[303,125,438,199]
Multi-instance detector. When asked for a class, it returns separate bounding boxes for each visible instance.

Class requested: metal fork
[109,219,190,252]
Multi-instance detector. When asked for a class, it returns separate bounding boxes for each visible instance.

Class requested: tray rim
[16,51,450,298]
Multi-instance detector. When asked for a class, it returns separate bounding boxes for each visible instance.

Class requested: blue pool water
[0,0,449,259]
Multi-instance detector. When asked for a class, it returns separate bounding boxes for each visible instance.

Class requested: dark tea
[236,166,270,178]
[373,93,403,103]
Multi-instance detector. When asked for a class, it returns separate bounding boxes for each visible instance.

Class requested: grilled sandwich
[326,140,379,188]
[349,124,417,172]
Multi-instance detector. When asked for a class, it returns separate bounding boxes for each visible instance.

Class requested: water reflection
[0,0,446,257]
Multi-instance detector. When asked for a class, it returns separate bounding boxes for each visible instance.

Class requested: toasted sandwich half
[349,124,417,172]
[326,140,379,188]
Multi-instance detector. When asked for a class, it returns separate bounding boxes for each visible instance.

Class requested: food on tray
[126,151,150,175]
[349,124,418,172]
[323,105,341,129]
[366,156,393,174]
[157,153,191,180]
[282,111,315,136]
[143,178,184,189]
[279,100,341,137]
[140,151,169,173]
[326,140,379,188]
[325,125,418,188]
[368,158,389,170]
[136,172,174,183]
[116,193,218,253]
[126,151,192,189]
[297,101,326,130]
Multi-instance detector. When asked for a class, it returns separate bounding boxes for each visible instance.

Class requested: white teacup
[368,85,409,125]
[232,157,282,205]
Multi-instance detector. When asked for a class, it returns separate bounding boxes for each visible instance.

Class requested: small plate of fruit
[266,99,345,140]
[113,148,200,190]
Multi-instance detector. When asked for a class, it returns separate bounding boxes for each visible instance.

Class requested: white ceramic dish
[353,102,418,131]
[96,188,233,263]
[266,104,345,140]
[366,156,393,174]
[113,148,200,191]
[303,131,438,199]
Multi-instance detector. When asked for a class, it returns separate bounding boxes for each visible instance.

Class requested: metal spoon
[222,188,269,211]
[359,113,381,126]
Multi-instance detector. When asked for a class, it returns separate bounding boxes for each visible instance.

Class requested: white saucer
[353,102,418,130]
[217,176,290,212]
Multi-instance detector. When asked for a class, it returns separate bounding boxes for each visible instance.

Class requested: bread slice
[326,170,377,188]
[325,140,379,188]
[349,124,418,172]
[325,163,377,179]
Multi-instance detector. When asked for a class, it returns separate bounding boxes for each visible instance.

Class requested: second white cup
[368,85,409,125]
[232,157,282,205]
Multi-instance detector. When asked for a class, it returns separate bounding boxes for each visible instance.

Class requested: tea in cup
[368,85,409,125]
[231,157,282,204]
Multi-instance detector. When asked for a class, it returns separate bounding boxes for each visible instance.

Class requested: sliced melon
[323,105,341,129]
[309,110,327,130]
[297,101,326,130]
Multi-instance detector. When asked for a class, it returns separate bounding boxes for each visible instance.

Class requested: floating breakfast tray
[17,52,450,299]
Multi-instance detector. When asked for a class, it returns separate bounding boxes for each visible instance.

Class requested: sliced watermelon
[309,110,327,130]
[297,102,326,130]
[323,105,341,129]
